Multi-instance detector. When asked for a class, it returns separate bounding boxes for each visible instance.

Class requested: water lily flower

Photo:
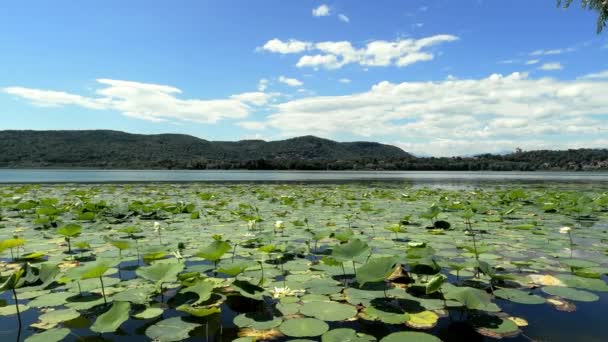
[153,221,163,233]
[271,286,304,298]
[247,220,256,230]
[172,250,183,260]
[275,221,285,229]
[559,226,571,234]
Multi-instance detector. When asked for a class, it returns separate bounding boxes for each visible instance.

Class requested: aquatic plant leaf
[136,261,184,284]
[133,307,164,319]
[494,288,545,305]
[541,286,599,302]
[300,301,358,321]
[39,308,80,324]
[405,311,439,329]
[91,301,131,333]
[321,328,376,342]
[331,238,370,261]
[279,317,329,337]
[79,259,117,280]
[56,224,82,238]
[196,240,231,262]
[380,331,441,342]
[233,312,283,330]
[24,328,70,342]
[177,304,220,317]
[425,274,447,294]
[180,278,215,304]
[356,257,397,286]
[145,317,199,342]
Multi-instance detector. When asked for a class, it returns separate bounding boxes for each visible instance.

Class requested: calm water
[1,169,608,184]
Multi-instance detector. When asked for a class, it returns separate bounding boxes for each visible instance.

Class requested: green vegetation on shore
[1,130,607,171]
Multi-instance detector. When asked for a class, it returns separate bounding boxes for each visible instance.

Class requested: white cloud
[580,70,608,79]
[3,79,272,124]
[312,4,330,17]
[338,78,351,83]
[338,14,350,23]
[525,59,540,65]
[237,121,267,130]
[265,35,458,69]
[538,62,563,71]
[530,47,575,56]
[278,76,303,87]
[259,72,608,156]
[257,78,269,91]
[260,39,311,54]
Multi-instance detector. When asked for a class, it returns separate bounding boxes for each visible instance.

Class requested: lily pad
[145,317,199,342]
[541,286,599,302]
[322,328,376,342]
[300,301,358,321]
[279,318,329,337]
[24,328,70,342]
[380,332,442,342]
[494,288,545,305]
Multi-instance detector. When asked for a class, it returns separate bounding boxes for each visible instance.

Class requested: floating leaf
[24,328,70,342]
[145,317,199,342]
[133,307,164,319]
[494,288,545,305]
[279,318,329,337]
[405,311,439,329]
[39,308,80,324]
[300,301,358,321]
[541,286,599,302]
[380,332,441,342]
[322,328,376,342]
[234,312,283,330]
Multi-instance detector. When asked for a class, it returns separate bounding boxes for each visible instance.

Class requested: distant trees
[558,0,608,33]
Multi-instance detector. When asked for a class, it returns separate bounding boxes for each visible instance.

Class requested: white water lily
[153,221,163,233]
[172,250,183,260]
[275,221,285,229]
[247,220,256,230]
[559,226,571,234]
[271,286,304,298]
[242,232,256,238]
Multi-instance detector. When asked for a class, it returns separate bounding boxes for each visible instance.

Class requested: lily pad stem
[99,276,107,305]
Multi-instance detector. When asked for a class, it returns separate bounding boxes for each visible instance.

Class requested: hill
[0,130,411,169]
[0,130,606,171]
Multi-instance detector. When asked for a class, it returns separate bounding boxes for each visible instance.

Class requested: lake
[0,177,607,342]
[1,169,608,184]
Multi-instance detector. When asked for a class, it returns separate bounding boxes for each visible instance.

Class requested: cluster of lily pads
[0,183,607,341]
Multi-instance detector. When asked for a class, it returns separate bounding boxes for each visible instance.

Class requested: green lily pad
[541,286,599,302]
[322,328,376,342]
[380,331,442,342]
[24,328,70,342]
[145,317,199,342]
[234,312,283,330]
[494,288,545,304]
[300,301,358,321]
[279,318,329,337]
[39,308,80,324]
[0,304,29,316]
[133,307,164,319]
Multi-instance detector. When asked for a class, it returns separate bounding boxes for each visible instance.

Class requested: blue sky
[1,0,607,156]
